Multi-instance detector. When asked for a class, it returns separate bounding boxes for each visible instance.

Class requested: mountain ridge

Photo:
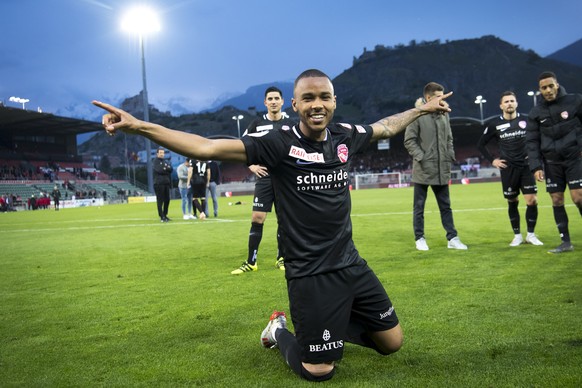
[80,35,582,160]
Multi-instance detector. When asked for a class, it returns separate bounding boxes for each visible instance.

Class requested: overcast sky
[1,0,581,121]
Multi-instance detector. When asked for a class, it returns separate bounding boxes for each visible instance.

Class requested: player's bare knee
[378,336,403,355]
[372,326,404,355]
[301,362,335,382]
[251,212,267,224]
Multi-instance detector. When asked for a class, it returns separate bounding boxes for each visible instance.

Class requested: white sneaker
[199,212,206,220]
[415,237,429,251]
[188,214,197,219]
[260,311,287,348]
[448,237,468,250]
[509,234,523,247]
[525,233,543,246]
[183,215,190,220]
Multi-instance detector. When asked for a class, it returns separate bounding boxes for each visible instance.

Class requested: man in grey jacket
[404,82,467,251]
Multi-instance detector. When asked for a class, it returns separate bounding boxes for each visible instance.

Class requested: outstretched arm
[92,101,248,163]
[370,92,452,141]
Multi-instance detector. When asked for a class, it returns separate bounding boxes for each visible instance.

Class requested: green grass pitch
[1,182,581,387]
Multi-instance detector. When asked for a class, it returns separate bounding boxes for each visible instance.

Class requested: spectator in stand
[205,160,221,217]
[404,82,467,251]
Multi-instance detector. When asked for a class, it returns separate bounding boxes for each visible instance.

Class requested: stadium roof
[0,106,102,136]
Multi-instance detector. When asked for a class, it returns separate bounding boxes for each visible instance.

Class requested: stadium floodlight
[474,95,487,124]
[232,115,244,138]
[9,96,30,109]
[121,5,160,194]
[527,90,540,107]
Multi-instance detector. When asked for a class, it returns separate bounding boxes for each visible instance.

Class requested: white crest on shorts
[322,329,331,341]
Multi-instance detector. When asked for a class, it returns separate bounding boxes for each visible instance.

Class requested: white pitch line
[0,204,565,233]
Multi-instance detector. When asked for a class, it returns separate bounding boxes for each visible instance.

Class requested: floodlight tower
[122,6,160,194]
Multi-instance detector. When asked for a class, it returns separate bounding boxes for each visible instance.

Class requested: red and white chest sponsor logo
[337,144,349,163]
[288,145,325,163]
[518,120,527,129]
[561,111,569,120]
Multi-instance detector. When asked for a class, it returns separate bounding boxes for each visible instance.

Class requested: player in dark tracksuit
[477,91,543,247]
[526,71,582,253]
[153,148,173,222]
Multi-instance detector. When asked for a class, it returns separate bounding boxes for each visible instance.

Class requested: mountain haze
[547,38,582,67]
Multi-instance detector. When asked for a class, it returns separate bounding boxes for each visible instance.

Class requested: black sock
[201,199,207,214]
[508,201,520,234]
[552,205,570,243]
[525,204,538,234]
[276,329,303,375]
[276,227,284,259]
[193,199,204,214]
[247,222,263,265]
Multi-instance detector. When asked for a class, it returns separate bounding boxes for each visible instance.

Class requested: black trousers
[413,183,457,241]
[154,183,171,219]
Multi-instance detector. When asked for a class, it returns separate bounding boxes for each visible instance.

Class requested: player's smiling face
[292,76,336,141]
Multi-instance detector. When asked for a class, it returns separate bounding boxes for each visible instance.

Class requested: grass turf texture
[1,182,580,387]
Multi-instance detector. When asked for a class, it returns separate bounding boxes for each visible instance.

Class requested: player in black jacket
[152,148,173,222]
[231,86,294,275]
[93,69,452,382]
[526,71,582,253]
[477,91,543,247]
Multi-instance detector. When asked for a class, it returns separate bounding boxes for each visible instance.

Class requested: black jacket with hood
[526,86,582,172]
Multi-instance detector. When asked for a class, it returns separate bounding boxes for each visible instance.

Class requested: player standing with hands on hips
[477,91,543,247]
[93,69,452,382]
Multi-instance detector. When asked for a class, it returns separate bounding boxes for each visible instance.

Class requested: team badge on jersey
[518,120,527,129]
[561,111,569,120]
[337,144,348,163]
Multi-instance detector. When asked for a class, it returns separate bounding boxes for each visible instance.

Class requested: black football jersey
[243,113,294,136]
[190,160,208,185]
[242,123,373,279]
[477,113,529,167]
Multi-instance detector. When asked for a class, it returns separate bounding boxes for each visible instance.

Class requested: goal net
[353,172,402,190]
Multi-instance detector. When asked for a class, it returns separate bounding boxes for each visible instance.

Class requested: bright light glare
[121,6,161,34]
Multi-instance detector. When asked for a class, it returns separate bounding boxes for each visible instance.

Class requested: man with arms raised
[93,69,451,381]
